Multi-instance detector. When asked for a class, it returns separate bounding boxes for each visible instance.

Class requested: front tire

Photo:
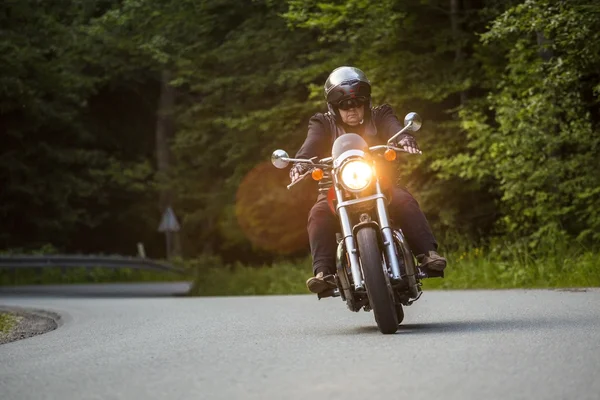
[356,227,398,334]
[396,304,404,324]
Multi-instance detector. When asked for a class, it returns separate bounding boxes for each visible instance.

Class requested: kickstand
[406,291,423,306]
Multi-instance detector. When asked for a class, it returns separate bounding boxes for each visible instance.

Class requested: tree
[283,0,502,245]
[0,0,157,254]
[448,0,600,244]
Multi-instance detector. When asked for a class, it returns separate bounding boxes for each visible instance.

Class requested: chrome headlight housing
[339,159,373,192]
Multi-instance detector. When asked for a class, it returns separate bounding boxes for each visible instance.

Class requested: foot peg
[318,288,341,300]
[418,266,444,279]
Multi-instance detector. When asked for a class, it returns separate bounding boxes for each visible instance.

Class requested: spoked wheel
[356,227,398,334]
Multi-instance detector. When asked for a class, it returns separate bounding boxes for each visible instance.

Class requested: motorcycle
[271,112,435,334]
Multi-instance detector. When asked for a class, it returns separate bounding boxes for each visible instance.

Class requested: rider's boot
[416,251,447,277]
[306,271,337,295]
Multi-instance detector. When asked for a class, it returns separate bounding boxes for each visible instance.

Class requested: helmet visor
[337,97,367,110]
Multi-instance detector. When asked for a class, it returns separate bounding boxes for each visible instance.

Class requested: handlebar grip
[287,170,312,190]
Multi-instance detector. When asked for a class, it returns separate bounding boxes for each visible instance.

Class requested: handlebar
[286,145,414,190]
[286,169,313,190]
[369,145,410,153]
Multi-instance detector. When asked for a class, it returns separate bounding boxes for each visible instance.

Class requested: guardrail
[0,255,187,275]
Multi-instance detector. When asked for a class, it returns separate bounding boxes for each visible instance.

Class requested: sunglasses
[337,97,367,110]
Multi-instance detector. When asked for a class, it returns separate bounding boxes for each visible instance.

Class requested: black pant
[307,187,438,275]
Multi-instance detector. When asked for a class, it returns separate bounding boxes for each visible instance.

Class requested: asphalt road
[1,285,599,400]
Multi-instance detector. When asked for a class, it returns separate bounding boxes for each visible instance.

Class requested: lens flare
[235,161,314,254]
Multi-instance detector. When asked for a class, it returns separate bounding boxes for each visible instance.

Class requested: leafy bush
[0,313,17,334]
[187,246,600,296]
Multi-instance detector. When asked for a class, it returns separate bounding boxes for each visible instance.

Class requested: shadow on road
[350,317,590,335]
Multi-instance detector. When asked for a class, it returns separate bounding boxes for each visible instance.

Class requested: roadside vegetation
[2,241,598,294]
[1,1,599,291]
[188,243,600,296]
[0,313,17,334]
[423,247,600,290]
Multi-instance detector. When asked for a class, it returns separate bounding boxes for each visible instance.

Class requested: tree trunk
[155,69,181,258]
[450,0,467,105]
[156,70,175,209]
[536,31,554,61]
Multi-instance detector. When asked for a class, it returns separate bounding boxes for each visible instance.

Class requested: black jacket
[295,104,411,160]
[294,105,415,197]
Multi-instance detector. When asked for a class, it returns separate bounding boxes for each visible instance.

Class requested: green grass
[188,257,310,296]
[188,247,600,296]
[422,247,600,290]
[2,244,599,294]
[0,313,17,334]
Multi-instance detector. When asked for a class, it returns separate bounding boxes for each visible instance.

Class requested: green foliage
[0,0,159,254]
[425,241,600,290]
[159,0,333,257]
[186,244,600,296]
[0,313,18,334]
[440,0,600,243]
[2,0,600,273]
[189,258,310,296]
[1,1,100,248]
[282,0,504,245]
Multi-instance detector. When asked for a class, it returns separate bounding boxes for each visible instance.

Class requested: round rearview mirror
[404,112,422,132]
[271,149,290,169]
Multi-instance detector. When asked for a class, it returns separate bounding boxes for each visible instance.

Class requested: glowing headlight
[340,160,373,191]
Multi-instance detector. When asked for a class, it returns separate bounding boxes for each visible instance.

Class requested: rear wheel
[356,227,398,334]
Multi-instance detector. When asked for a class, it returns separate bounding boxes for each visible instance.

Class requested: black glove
[289,163,309,183]
[396,134,421,154]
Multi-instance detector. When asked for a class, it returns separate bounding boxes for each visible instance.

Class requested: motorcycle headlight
[340,160,373,192]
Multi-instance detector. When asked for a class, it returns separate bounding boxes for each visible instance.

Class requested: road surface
[1,285,599,400]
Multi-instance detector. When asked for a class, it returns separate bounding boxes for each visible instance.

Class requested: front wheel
[356,227,398,334]
[396,304,404,325]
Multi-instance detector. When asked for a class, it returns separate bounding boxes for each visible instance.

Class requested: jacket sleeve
[295,114,331,160]
[374,104,411,142]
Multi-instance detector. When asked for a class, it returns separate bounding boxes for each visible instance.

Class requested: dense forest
[2,0,599,263]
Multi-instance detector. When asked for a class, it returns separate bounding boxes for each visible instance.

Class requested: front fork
[336,185,364,290]
[375,181,403,281]
[335,179,402,290]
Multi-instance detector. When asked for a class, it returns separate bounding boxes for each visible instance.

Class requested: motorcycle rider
[290,66,447,295]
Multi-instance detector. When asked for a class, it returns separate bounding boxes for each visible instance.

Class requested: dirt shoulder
[0,307,60,345]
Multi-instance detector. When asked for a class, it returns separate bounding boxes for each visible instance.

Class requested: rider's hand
[289,164,308,183]
[397,134,422,154]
